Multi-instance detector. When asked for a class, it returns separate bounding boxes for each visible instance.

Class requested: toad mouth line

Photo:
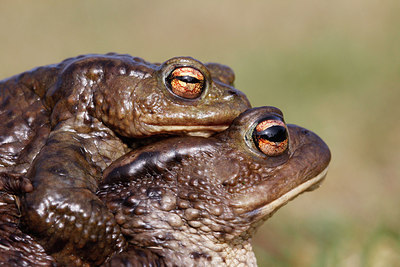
[257,165,329,218]
[235,165,329,218]
[148,125,229,136]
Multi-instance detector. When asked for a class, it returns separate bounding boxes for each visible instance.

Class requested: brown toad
[0,53,250,265]
[0,106,330,266]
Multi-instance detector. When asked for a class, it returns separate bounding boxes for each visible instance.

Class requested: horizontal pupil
[256,125,287,142]
[175,75,201,84]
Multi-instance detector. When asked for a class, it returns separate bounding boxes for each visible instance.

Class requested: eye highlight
[167,67,205,99]
[253,117,288,156]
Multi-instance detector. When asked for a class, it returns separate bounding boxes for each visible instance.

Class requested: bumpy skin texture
[0,191,55,266]
[98,106,331,267]
[0,53,250,266]
[0,106,330,266]
[102,246,166,267]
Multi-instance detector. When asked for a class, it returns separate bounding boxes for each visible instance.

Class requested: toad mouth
[232,165,329,218]
[260,166,329,214]
[148,125,229,137]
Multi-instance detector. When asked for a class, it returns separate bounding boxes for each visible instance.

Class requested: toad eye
[167,67,205,99]
[253,117,288,156]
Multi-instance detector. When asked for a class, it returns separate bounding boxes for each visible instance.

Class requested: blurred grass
[1,1,399,266]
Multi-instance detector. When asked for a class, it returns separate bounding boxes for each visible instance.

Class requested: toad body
[0,53,250,265]
[99,106,331,267]
[0,106,330,266]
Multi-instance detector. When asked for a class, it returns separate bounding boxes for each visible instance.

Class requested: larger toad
[0,106,330,266]
[0,53,250,265]
[100,106,331,266]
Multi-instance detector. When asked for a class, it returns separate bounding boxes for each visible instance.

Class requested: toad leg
[21,130,126,266]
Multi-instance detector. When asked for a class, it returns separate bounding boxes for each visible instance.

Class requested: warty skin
[0,106,330,266]
[0,53,250,265]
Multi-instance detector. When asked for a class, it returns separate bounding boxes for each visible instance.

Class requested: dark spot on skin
[67,145,84,154]
[301,128,311,136]
[191,251,211,261]
[0,95,10,109]
[105,151,161,183]
[46,240,67,254]
[6,121,15,129]
[105,150,186,185]
[45,138,61,146]
[6,110,14,117]
[172,153,183,164]
[47,166,68,176]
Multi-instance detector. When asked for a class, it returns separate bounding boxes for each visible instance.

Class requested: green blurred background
[1,1,399,266]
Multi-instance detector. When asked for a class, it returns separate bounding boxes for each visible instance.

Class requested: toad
[99,106,331,266]
[0,106,330,266]
[0,53,250,265]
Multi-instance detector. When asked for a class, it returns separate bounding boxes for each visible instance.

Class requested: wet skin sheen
[0,106,330,266]
[0,53,250,265]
